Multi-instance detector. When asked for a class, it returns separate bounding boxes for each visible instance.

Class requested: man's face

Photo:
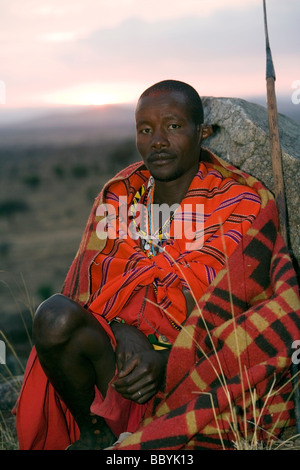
[135,91,202,182]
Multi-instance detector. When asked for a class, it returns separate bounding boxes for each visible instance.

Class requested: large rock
[202,97,300,272]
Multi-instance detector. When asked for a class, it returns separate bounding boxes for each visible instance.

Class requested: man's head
[138,80,204,127]
[135,80,207,184]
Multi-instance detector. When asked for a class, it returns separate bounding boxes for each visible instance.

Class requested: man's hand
[112,349,169,404]
[111,322,153,370]
[110,322,169,403]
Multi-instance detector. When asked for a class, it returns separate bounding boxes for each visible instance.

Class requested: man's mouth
[148,153,175,164]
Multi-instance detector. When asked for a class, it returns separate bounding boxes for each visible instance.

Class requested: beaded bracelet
[108,317,125,325]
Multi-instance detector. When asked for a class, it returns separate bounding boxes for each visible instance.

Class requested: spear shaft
[263,1,300,437]
[263,0,288,245]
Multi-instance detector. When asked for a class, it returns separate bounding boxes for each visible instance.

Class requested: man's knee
[33,293,83,351]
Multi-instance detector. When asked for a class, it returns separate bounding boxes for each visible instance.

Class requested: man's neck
[153,163,199,207]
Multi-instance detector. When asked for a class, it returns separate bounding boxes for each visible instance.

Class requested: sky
[0,0,299,111]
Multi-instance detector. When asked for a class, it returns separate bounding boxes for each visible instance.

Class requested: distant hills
[0,104,136,147]
[250,94,300,124]
[0,95,298,148]
[5,104,136,129]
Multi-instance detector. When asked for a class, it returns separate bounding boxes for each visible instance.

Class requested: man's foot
[66,414,116,450]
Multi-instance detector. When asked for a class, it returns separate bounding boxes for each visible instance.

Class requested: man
[15,80,300,450]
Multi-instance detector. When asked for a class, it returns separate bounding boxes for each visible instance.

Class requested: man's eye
[141,128,152,134]
[168,124,180,130]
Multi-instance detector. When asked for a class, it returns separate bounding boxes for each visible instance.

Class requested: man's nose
[151,127,169,149]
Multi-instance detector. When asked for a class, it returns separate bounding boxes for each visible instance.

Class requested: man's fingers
[121,381,156,403]
[117,355,138,378]
[112,355,139,391]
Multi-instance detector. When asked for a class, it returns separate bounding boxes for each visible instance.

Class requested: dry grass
[0,376,23,451]
[0,372,23,450]
[0,278,35,450]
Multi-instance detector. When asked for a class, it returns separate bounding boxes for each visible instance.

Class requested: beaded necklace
[129,177,175,258]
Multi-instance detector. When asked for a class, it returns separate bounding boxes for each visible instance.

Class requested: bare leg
[33,293,116,449]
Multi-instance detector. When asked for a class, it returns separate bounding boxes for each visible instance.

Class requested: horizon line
[0,93,291,112]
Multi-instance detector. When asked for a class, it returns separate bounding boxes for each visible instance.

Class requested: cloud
[58,2,299,93]
[39,32,79,43]
[1,0,299,107]
[60,15,258,79]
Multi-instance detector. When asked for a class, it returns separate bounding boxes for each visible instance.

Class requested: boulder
[202,97,300,272]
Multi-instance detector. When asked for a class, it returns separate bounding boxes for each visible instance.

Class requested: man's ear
[199,124,213,140]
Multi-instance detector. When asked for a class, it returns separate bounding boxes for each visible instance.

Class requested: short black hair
[138,79,204,126]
